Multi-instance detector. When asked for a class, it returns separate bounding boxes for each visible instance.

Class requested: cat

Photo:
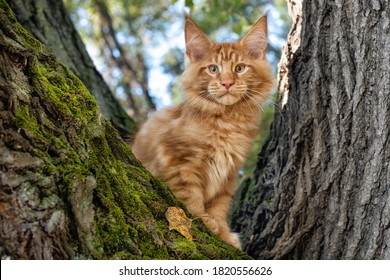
[132,13,273,249]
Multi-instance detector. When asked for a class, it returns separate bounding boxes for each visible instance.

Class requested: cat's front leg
[206,190,242,249]
[170,182,219,233]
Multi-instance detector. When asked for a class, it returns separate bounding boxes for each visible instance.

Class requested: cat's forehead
[210,43,243,63]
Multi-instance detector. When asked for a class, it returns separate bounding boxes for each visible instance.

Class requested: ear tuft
[240,15,268,60]
[184,16,213,61]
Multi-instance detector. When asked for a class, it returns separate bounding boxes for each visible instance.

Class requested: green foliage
[274,0,292,27]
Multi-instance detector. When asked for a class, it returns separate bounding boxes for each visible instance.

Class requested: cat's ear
[184,14,213,62]
[240,14,268,60]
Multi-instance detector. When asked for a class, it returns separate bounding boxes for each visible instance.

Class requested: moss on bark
[0,1,250,259]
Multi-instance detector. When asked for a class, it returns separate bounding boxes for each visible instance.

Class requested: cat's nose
[221,81,234,90]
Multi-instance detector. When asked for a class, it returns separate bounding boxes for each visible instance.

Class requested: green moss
[171,240,205,259]
[95,207,130,255]
[0,0,15,22]
[17,22,43,51]
[0,0,43,51]
[266,198,274,206]
[192,222,252,260]
[27,59,97,122]
[14,105,43,137]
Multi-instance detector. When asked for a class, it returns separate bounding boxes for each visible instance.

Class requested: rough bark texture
[232,0,390,259]
[6,0,135,136]
[0,1,249,260]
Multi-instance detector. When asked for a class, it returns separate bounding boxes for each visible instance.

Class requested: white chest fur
[203,130,250,200]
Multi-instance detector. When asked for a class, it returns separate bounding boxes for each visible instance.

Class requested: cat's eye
[235,64,246,73]
[208,65,219,74]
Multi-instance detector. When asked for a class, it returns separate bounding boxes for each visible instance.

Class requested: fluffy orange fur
[132,14,273,249]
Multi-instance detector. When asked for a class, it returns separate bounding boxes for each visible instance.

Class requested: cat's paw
[220,232,242,249]
[201,215,219,233]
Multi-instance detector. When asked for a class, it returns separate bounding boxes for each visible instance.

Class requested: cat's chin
[214,93,241,106]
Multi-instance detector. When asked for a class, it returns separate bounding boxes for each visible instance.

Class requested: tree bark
[0,1,249,260]
[232,0,390,259]
[6,0,136,136]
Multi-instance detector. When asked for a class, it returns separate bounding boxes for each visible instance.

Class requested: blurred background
[64,0,291,176]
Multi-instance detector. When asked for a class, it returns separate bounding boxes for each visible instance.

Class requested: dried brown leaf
[165,207,193,241]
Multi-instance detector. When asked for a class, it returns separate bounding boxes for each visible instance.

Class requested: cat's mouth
[217,92,229,98]
[215,88,236,97]
[213,90,241,105]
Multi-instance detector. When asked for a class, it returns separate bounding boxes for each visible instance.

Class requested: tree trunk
[0,1,249,260]
[6,0,136,136]
[232,0,390,259]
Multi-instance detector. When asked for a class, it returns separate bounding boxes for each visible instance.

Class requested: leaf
[165,207,193,241]
[184,0,194,12]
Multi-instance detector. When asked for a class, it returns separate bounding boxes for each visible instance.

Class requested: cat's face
[182,15,273,108]
[202,43,266,106]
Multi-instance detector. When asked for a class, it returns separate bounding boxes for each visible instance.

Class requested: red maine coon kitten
[132,14,273,249]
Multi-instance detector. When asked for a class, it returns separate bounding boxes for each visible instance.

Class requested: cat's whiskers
[245,77,274,86]
[241,93,257,117]
[246,86,272,97]
[185,89,214,124]
[186,98,203,124]
[264,98,283,110]
[187,105,200,124]
[244,90,265,112]
[264,98,286,121]
[246,78,274,84]
[246,89,286,121]
[197,92,210,124]
[184,94,199,122]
